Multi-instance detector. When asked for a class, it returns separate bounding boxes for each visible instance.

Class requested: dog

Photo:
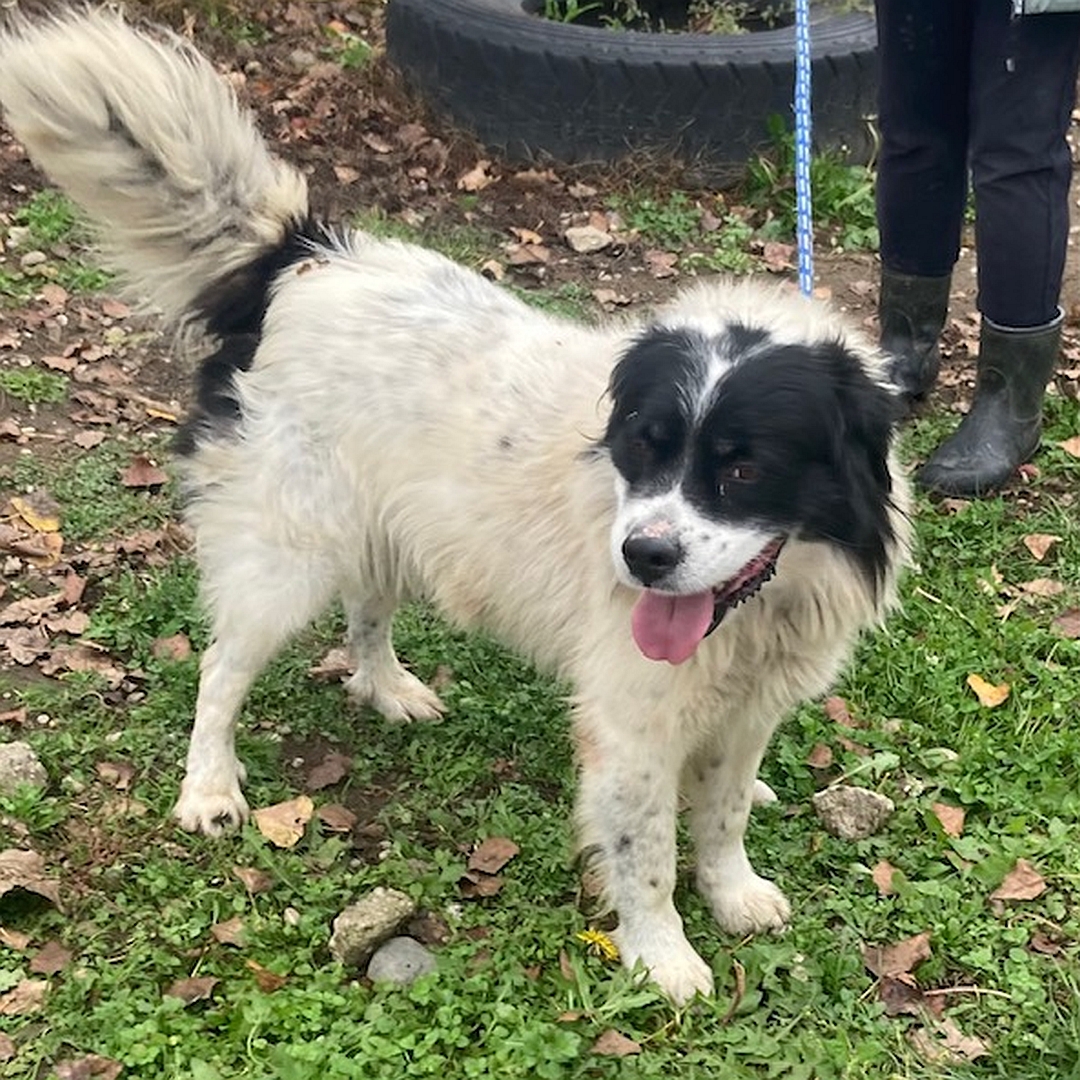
[0,10,910,1003]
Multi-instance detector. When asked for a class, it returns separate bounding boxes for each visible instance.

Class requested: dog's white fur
[0,10,910,1003]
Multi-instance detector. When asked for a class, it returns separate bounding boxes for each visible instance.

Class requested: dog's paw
[173,775,250,836]
[614,926,714,1005]
[345,666,445,723]
[703,873,791,936]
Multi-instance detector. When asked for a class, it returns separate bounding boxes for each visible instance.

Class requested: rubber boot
[878,269,952,400]
[915,310,1063,497]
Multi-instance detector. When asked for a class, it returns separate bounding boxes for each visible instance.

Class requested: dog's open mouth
[630,536,786,665]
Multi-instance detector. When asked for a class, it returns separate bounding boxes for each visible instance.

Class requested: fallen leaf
[119,455,168,488]
[591,1029,642,1057]
[40,643,126,687]
[878,974,926,1017]
[95,761,135,790]
[73,431,106,450]
[908,1018,990,1064]
[0,927,31,950]
[53,1055,123,1080]
[316,803,357,832]
[871,859,898,896]
[10,493,60,533]
[806,743,834,769]
[0,979,47,1015]
[0,1034,13,1062]
[0,708,27,727]
[1051,608,1080,639]
[210,916,246,948]
[151,633,191,662]
[305,751,353,791]
[761,241,796,271]
[643,249,678,278]
[1030,930,1063,956]
[1058,435,1080,457]
[2,624,50,665]
[457,159,495,192]
[966,673,1010,708]
[29,939,71,975]
[1022,533,1061,561]
[467,836,520,875]
[246,958,287,992]
[233,866,274,894]
[0,849,60,906]
[1020,578,1066,597]
[308,647,352,680]
[989,858,1046,902]
[164,975,218,1005]
[862,931,931,978]
[458,870,504,898]
[253,795,314,848]
[931,802,965,837]
[823,695,862,728]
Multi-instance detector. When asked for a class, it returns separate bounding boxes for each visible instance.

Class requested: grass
[0,368,68,405]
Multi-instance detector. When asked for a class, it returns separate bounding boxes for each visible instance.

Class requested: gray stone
[564,225,612,254]
[0,741,48,795]
[366,936,437,986]
[812,784,894,841]
[19,250,46,269]
[329,887,416,966]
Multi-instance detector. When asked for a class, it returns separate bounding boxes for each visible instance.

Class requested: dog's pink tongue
[631,590,714,665]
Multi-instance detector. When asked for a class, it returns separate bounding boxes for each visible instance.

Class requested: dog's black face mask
[600,325,899,662]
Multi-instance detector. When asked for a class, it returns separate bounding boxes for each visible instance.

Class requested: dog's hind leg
[174,537,337,836]
[685,730,791,936]
[341,591,444,722]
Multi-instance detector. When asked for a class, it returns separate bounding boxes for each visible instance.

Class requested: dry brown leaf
[211,916,246,948]
[10,493,60,533]
[95,761,135,790]
[233,866,274,894]
[0,708,27,727]
[806,743,834,769]
[73,430,106,450]
[1051,608,1080,639]
[0,927,31,950]
[467,836,520,875]
[643,249,678,278]
[966,673,1010,708]
[2,625,50,665]
[989,858,1046,902]
[53,1055,123,1080]
[164,975,218,1005]
[0,849,60,907]
[878,974,926,1017]
[931,802,965,837]
[253,795,314,848]
[1020,578,1066,597]
[458,870,504,898]
[871,859,898,896]
[456,159,495,192]
[908,1018,990,1064]
[120,455,169,489]
[151,633,192,662]
[246,958,287,992]
[862,931,931,978]
[305,751,353,792]
[315,804,357,834]
[0,979,47,1016]
[591,1029,642,1057]
[1058,435,1080,457]
[0,1034,14,1063]
[1022,533,1061,561]
[40,643,127,688]
[29,939,71,975]
[308,646,353,680]
[761,241,796,271]
[823,695,862,728]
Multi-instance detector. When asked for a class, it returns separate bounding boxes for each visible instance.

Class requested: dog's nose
[622,534,683,586]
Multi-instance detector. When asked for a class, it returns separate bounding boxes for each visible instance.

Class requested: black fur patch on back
[174,217,320,455]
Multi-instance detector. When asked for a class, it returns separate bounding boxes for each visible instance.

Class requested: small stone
[366,936,436,986]
[328,887,416,966]
[812,784,894,840]
[19,250,46,269]
[0,742,48,795]
[564,225,612,254]
[289,49,317,72]
[5,226,31,249]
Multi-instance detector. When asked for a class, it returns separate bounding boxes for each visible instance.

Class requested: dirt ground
[1,0,1079,458]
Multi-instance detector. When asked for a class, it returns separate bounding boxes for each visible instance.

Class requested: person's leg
[917,3,1080,496]
[875,0,974,398]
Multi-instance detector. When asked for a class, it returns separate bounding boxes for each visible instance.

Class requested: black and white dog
[0,11,909,1003]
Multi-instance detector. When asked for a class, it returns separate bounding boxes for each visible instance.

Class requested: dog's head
[600,322,898,664]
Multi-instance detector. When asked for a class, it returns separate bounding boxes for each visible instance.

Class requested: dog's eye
[719,461,759,484]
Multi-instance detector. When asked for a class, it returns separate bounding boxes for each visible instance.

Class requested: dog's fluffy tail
[0,9,309,328]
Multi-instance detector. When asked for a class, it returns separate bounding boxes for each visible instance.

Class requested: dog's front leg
[686,732,791,936]
[574,713,713,1005]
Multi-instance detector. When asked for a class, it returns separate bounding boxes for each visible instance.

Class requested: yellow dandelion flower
[576,928,619,962]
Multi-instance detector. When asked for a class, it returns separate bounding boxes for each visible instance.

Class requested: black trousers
[875,0,1080,327]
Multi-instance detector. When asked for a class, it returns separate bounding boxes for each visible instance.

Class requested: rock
[288,48,317,72]
[5,226,31,249]
[366,936,437,986]
[329,887,416,966]
[812,784,894,840]
[19,250,47,269]
[564,225,612,254]
[0,742,48,795]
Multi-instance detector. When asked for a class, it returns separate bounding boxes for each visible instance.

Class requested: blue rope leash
[793,0,814,297]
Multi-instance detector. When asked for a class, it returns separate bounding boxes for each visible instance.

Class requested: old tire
[384,0,878,183]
